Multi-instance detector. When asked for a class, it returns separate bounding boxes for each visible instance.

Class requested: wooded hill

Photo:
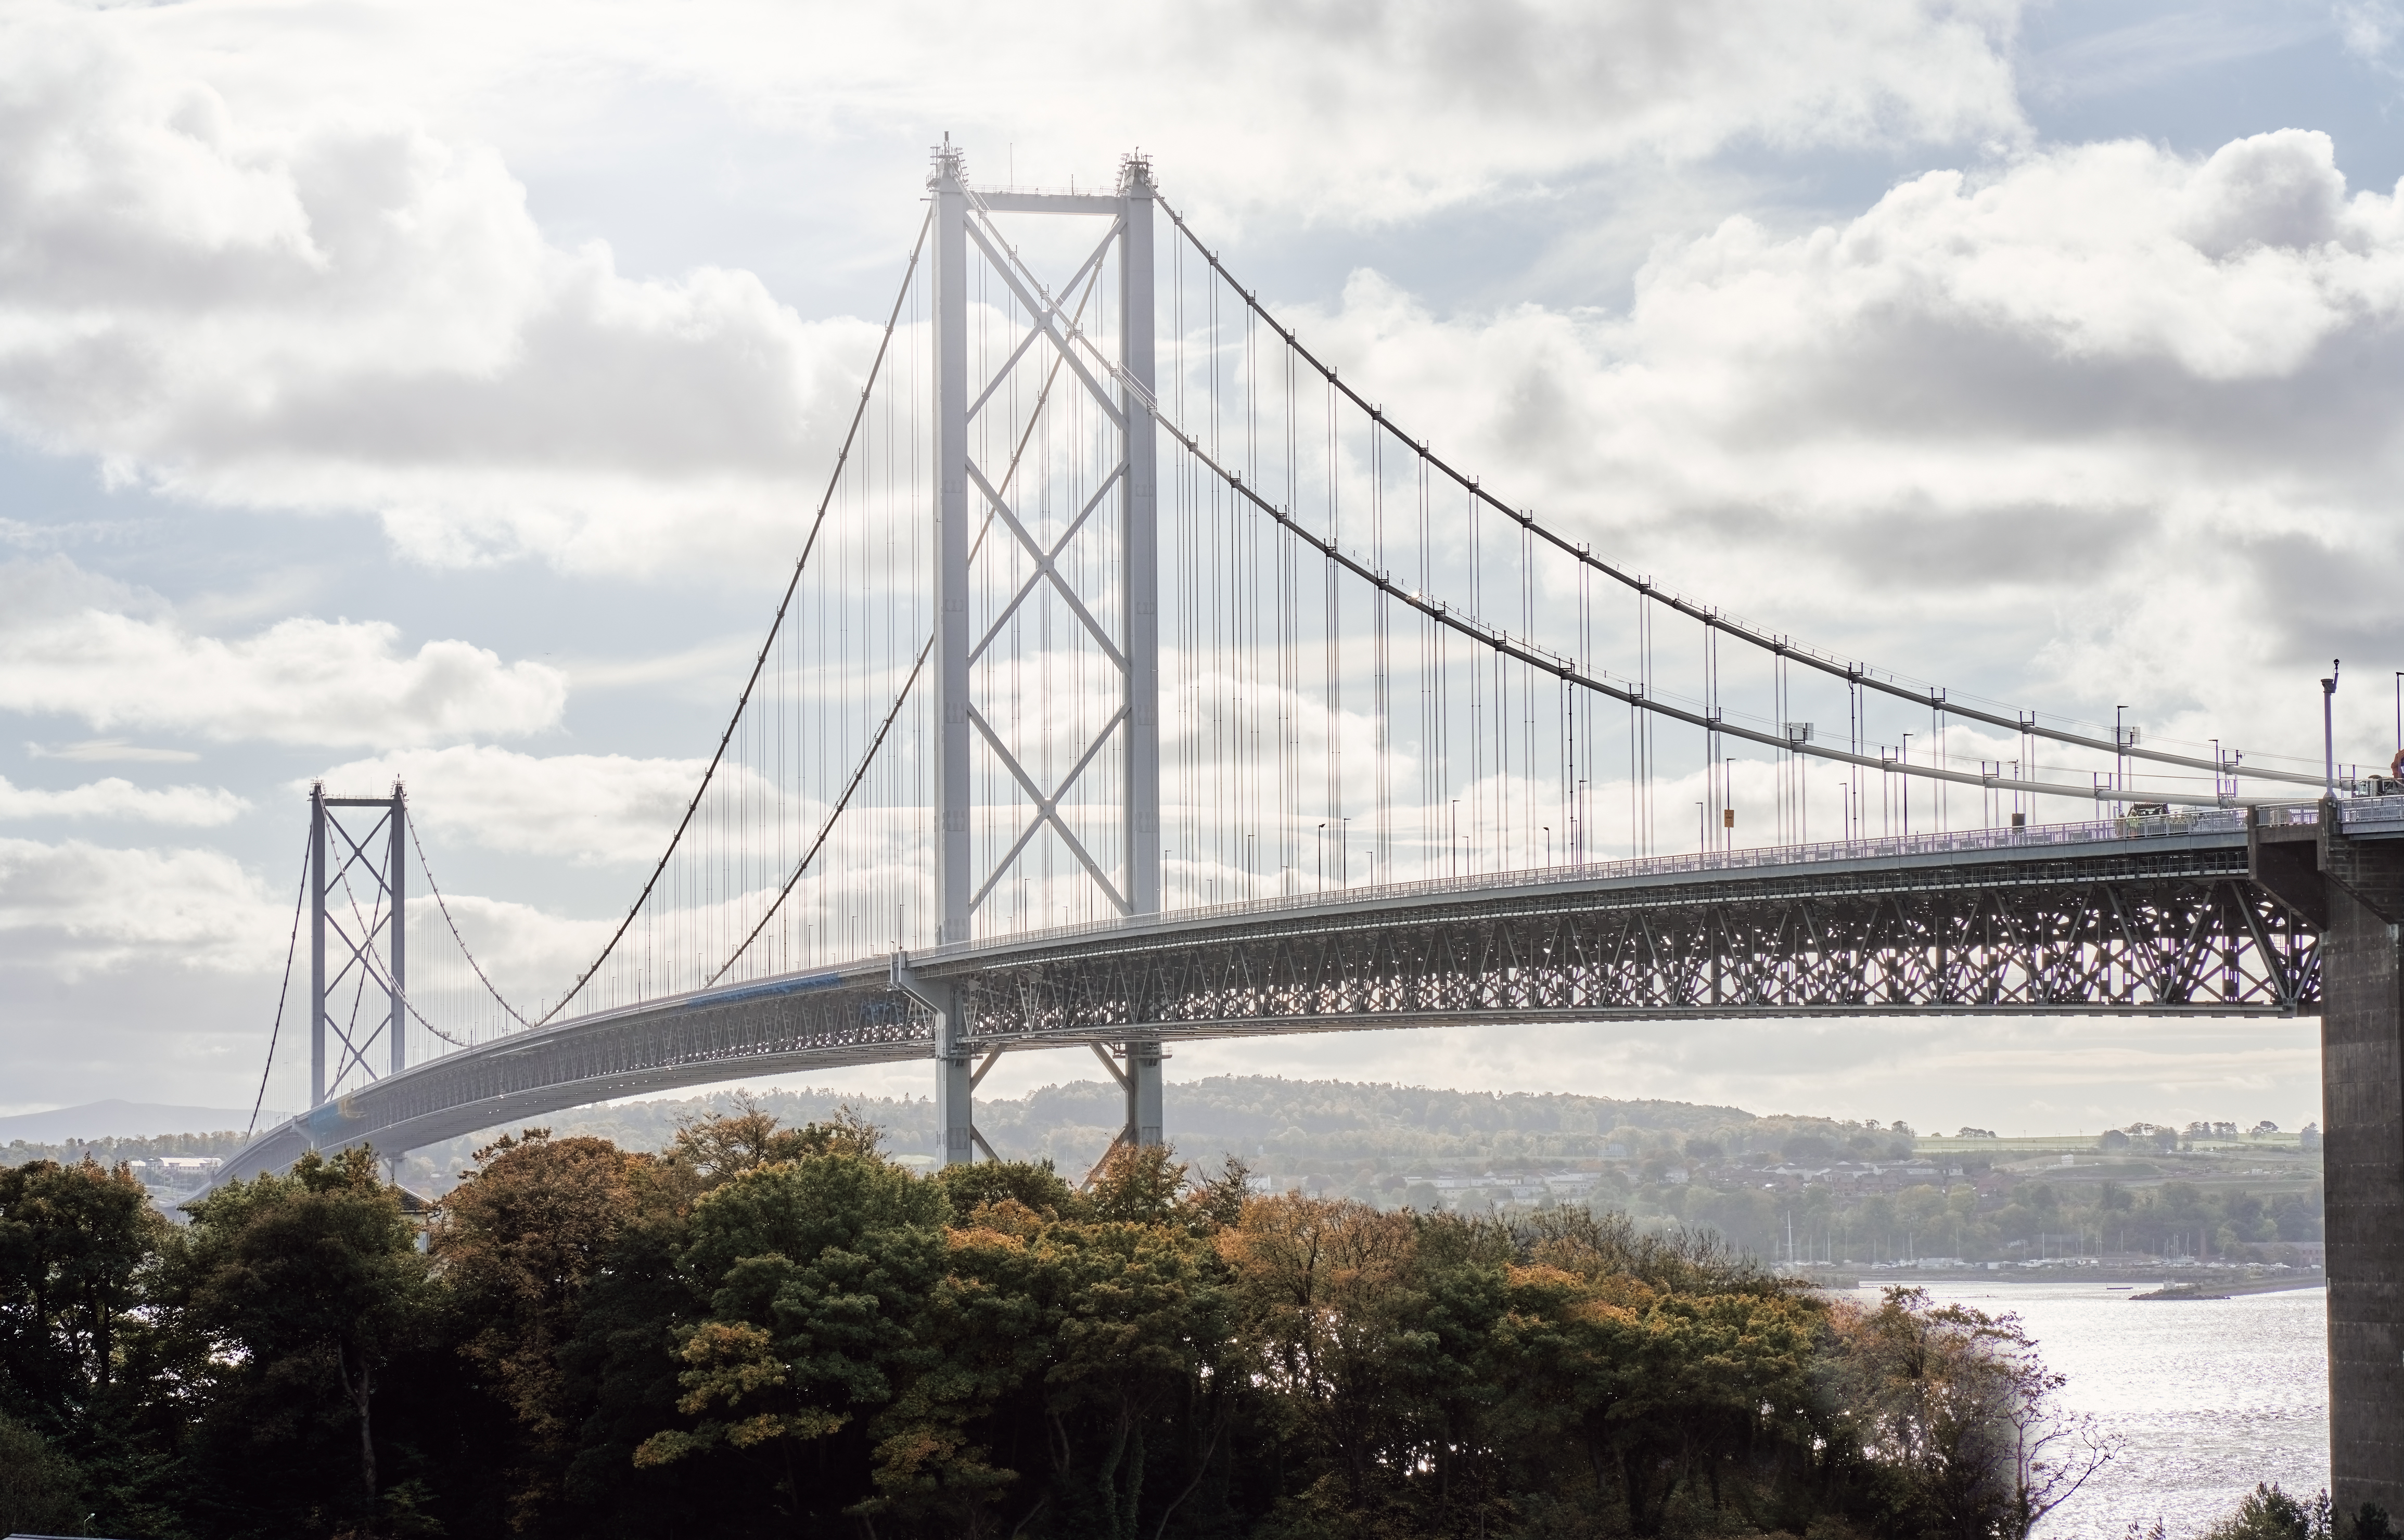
[387,1075,1852,1191]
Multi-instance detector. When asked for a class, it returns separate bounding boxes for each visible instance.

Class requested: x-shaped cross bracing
[954,198,1145,923]
[320,805,400,1095]
[969,701,1131,915]
[963,215,1126,431]
[964,216,1122,427]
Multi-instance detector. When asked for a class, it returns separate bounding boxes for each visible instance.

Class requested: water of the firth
[1847,1282,2328,1537]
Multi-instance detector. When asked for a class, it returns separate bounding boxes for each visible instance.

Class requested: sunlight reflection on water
[1844,1281,2327,1538]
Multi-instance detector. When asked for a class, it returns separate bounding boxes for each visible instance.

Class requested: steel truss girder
[222,831,2324,1184]
[222,971,936,1182]
[951,874,2318,1045]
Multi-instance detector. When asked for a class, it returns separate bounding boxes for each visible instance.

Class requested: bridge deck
[216,807,2335,1181]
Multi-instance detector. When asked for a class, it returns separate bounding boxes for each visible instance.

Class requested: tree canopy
[0,1111,2151,1540]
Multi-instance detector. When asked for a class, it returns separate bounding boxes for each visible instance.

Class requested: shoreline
[1850,1272,2324,1298]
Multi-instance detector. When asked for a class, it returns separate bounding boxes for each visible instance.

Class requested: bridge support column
[310,785,327,1107]
[1126,1041,1162,1148]
[390,789,406,1077]
[1119,157,1163,1156]
[894,956,976,1166]
[2318,816,2404,1515]
[936,995,976,1168]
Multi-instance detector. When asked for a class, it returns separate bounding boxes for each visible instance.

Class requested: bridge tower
[308,782,408,1106]
[926,141,1163,1164]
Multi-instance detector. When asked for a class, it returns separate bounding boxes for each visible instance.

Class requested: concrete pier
[2311,816,2404,1513]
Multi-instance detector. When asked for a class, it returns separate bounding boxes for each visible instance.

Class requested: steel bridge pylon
[927,140,1163,1165]
[308,782,407,1108]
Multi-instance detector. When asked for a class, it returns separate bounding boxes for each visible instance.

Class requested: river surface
[1846,1281,2328,1538]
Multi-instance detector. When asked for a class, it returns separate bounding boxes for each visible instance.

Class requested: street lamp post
[2115,705,2126,808]
[2323,661,2342,796]
[1901,734,1912,838]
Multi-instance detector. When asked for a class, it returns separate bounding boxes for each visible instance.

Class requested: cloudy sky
[6,0,2401,1136]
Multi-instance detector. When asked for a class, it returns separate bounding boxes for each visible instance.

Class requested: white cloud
[2338,1,2404,65]
[0,0,2035,576]
[0,556,567,747]
[0,836,287,978]
[403,889,619,1013]
[312,744,709,864]
[0,775,248,826]
[110,0,2029,227]
[27,739,200,763]
[660,0,2028,221]
[0,4,883,573]
[1274,130,2404,756]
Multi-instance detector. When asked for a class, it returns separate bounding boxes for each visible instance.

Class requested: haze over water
[1853,1282,2329,1538]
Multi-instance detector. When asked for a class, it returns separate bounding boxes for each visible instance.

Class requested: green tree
[633,1147,951,1528]
[162,1147,438,1535]
[0,1409,85,1535]
[1490,1257,1815,1534]
[2196,1483,2333,1540]
[431,1130,661,1531]
[934,1156,1078,1221]
[1823,1288,2117,1540]
[0,1157,164,1435]
[1031,1212,1229,1538]
[665,1099,883,1190]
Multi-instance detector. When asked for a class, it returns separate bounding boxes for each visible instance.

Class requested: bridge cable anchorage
[246,827,312,1139]
[1149,406,2248,811]
[1148,192,2314,792]
[534,204,934,1028]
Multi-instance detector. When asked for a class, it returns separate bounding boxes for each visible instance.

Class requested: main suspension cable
[1148,194,2311,789]
[536,206,934,1028]
[702,639,933,988]
[245,829,312,1139]
[1153,413,2254,811]
[406,810,534,1031]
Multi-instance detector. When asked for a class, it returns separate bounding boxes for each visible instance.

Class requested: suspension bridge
[213,145,2402,1505]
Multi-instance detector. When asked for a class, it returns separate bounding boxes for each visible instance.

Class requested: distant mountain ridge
[0,1099,274,1143]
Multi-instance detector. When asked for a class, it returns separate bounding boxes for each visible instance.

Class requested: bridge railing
[925,806,2267,959]
[2339,797,2404,832]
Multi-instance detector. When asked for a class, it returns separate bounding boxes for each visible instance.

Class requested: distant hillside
[0,1099,274,1143]
[387,1075,1859,1192]
[2,1128,263,1169]
[2,1076,1898,1199]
